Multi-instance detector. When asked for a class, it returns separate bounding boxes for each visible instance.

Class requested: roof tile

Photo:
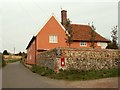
[71,24,110,42]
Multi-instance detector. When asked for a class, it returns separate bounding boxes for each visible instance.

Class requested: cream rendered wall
[97,42,107,49]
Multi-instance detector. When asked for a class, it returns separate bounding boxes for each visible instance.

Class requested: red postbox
[61,57,65,67]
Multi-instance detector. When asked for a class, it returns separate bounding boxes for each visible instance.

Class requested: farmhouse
[26,10,110,65]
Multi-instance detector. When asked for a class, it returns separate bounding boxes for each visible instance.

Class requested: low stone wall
[60,48,120,71]
[36,48,120,72]
[36,49,57,70]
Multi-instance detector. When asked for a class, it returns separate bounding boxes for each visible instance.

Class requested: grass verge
[31,65,120,81]
[6,59,21,63]
[2,59,6,67]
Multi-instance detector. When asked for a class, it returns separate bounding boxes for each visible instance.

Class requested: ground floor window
[80,42,87,46]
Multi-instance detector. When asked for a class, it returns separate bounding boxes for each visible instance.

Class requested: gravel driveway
[2,62,119,88]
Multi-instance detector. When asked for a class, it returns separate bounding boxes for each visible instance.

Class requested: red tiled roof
[71,24,110,42]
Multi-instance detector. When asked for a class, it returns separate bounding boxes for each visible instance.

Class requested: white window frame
[80,42,87,46]
[49,35,58,43]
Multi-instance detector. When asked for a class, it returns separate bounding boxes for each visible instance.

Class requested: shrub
[3,50,9,55]
[2,59,6,67]
[54,68,120,80]
[106,42,118,49]
[6,59,21,63]
[31,65,55,76]
[31,65,119,81]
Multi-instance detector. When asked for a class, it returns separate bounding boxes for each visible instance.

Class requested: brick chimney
[61,10,67,27]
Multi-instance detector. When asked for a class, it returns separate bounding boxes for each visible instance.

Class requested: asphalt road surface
[2,62,119,88]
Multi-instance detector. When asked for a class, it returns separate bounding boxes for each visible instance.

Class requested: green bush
[31,65,55,76]
[31,65,120,81]
[106,42,118,49]
[54,68,120,80]
[58,68,120,80]
[6,59,21,63]
[2,59,6,67]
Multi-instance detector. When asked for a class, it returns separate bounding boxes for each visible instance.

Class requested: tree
[22,52,27,58]
[22,52,26,56]
[18,51,22,56]
[65,18,73,47]
[3,50,9,55]
[106,26,118,49]
[2,55,6,67]
[90,22,96,49]
[111,26,118,44]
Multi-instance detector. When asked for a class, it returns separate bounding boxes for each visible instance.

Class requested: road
[0,69,2,89]
[2,62,119,88]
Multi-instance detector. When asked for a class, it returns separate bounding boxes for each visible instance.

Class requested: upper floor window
[49,35,58,43]
[80,42,87,46]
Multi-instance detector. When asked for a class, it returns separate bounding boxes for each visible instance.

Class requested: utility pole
[14,47,15,54]
[60,5,62,10]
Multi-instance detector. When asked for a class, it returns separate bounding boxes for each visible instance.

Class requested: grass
[6,59,21,63]
[31,65,55,76]
[54,68,120,80]
[0,61,2,68]
[31,65,120,81]
[1,59,21,67]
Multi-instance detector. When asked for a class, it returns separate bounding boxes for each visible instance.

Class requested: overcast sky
[0,0,119,53]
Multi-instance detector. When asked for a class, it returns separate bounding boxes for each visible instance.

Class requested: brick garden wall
[36,48,120,72]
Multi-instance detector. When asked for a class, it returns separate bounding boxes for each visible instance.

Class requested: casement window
[49,35,58,43]
[80,42,87,46]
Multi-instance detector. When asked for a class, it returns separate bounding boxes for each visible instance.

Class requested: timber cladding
[36,48,120,71]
